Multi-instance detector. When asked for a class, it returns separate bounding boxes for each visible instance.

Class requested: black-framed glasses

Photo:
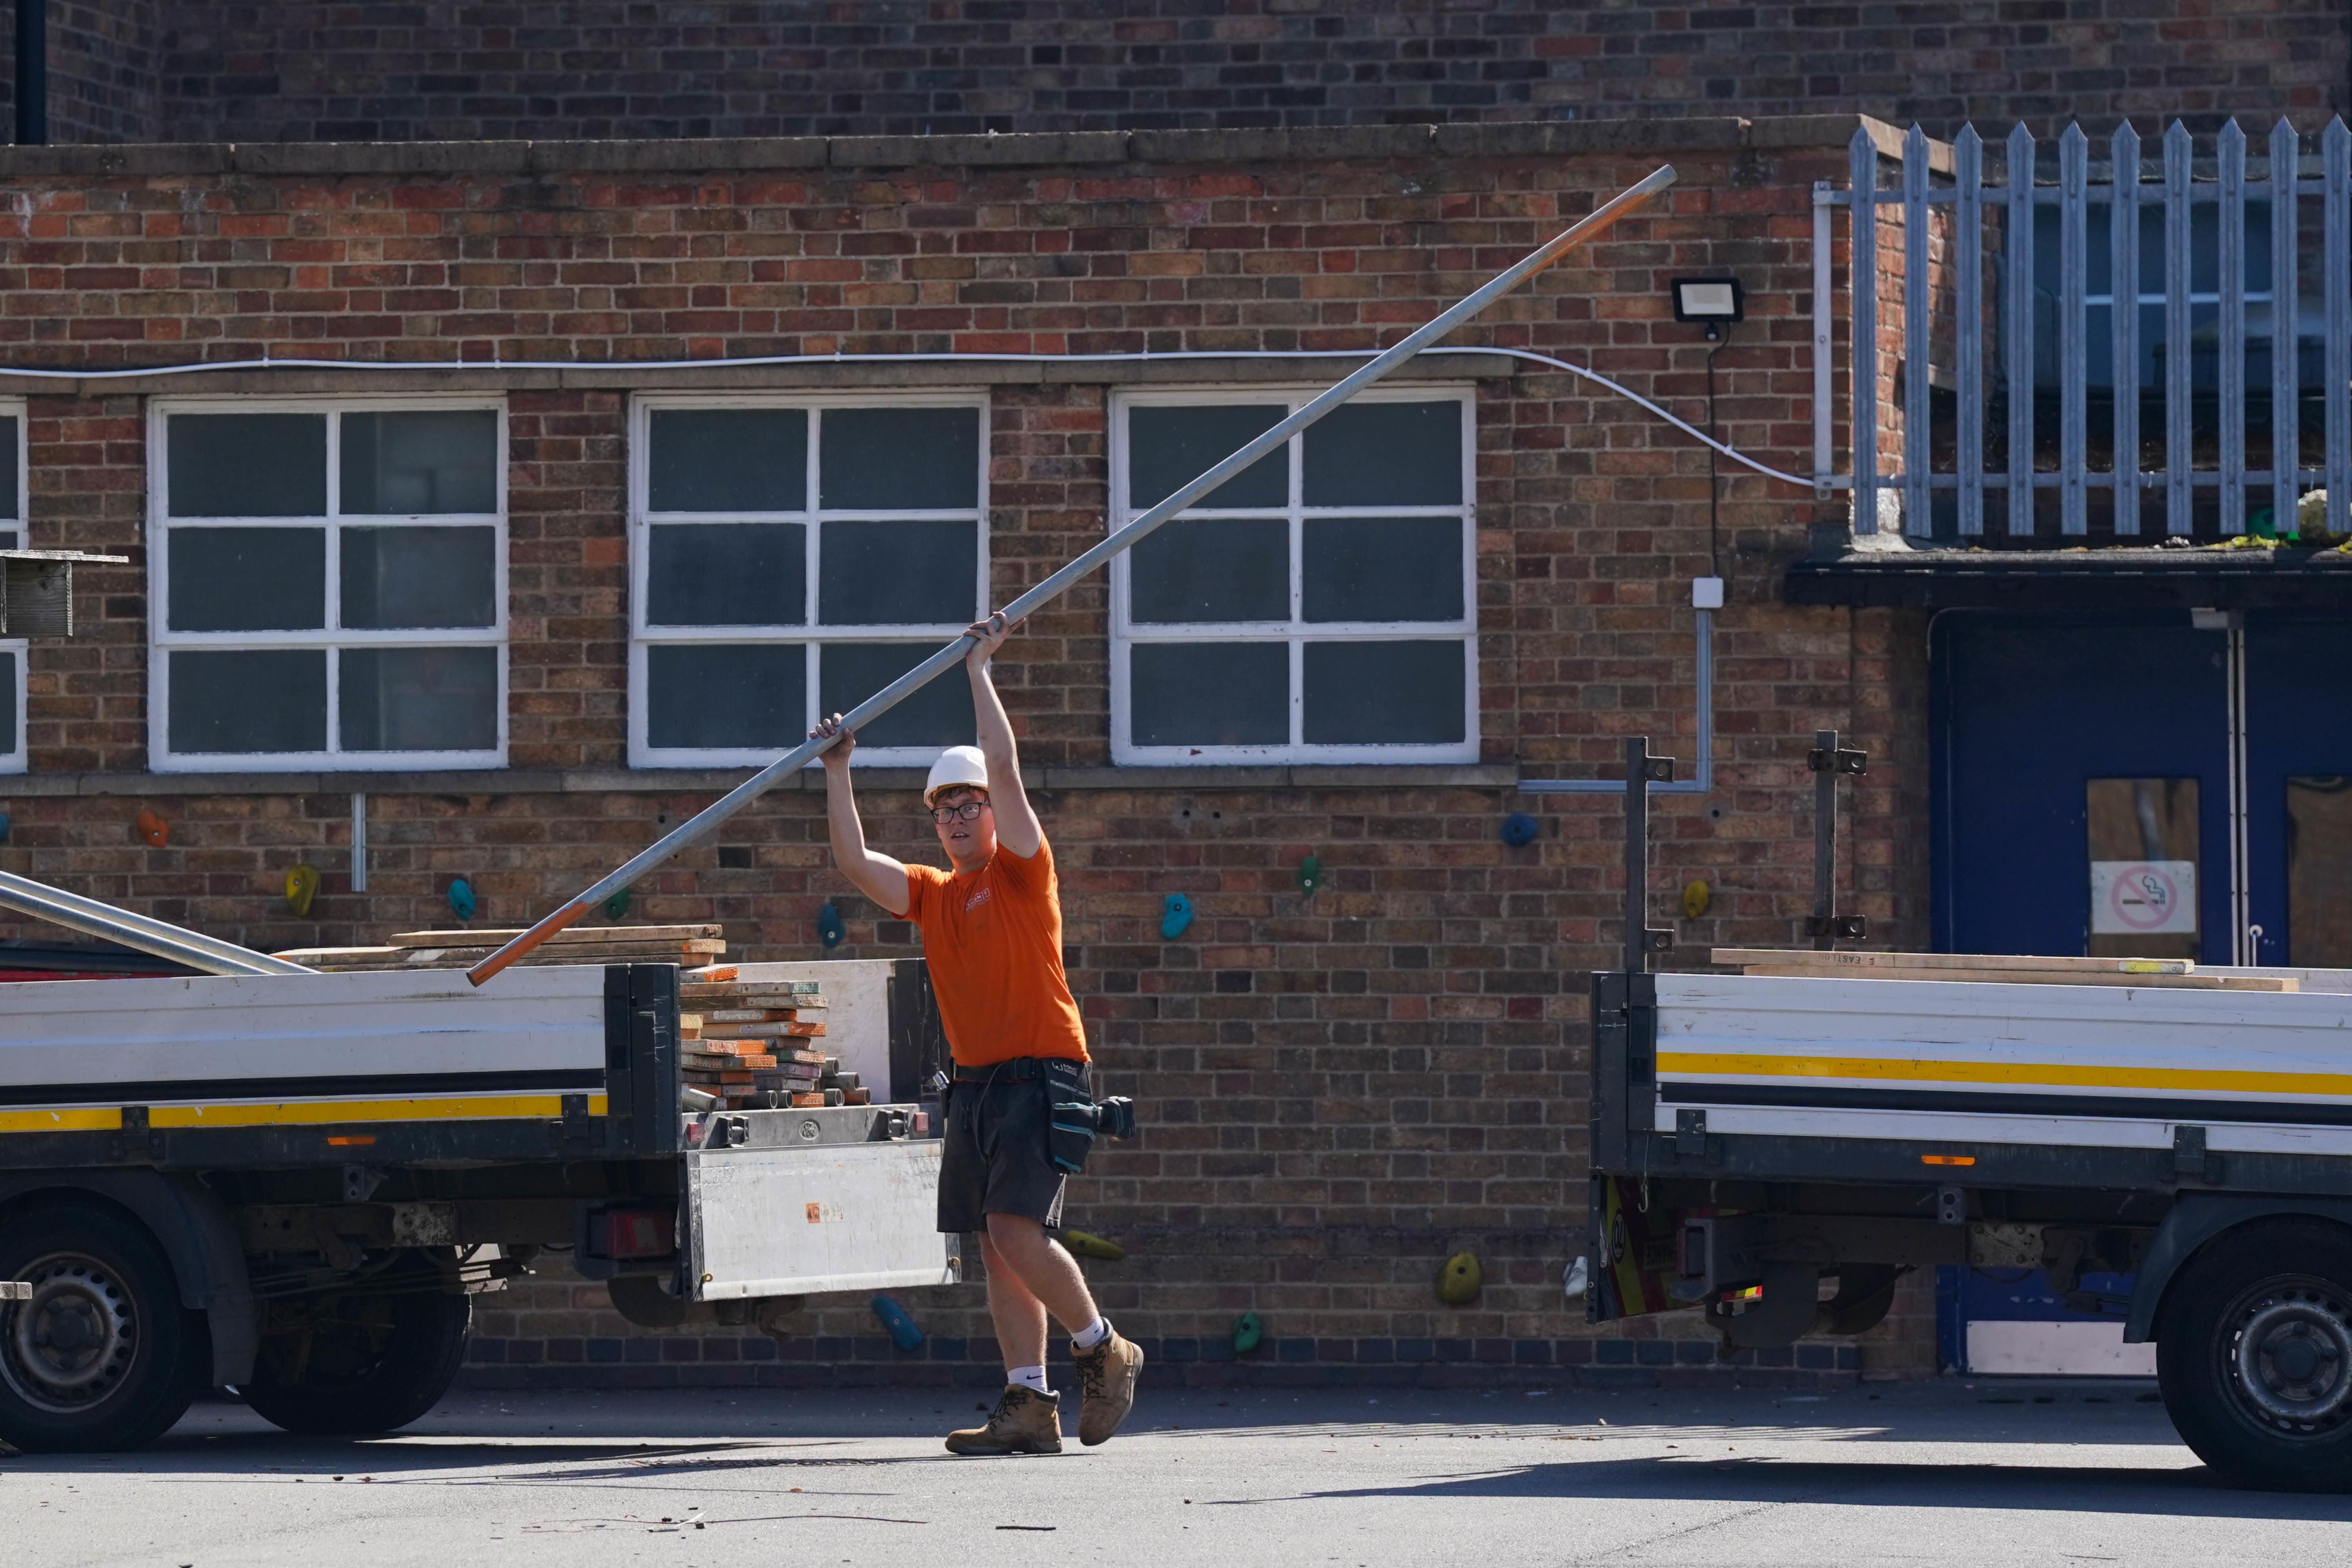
[930,800,990,824]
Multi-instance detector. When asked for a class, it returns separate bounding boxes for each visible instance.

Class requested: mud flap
[1587,1174,1680,1325]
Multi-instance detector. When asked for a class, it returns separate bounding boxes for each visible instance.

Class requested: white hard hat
[924,745,990,807]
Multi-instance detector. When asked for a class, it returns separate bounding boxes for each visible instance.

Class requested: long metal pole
[0,867,315,978]
[469,164,1679,986]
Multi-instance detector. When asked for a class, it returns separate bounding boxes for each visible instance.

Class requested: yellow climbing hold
[1061,1229,1126,1262]
[1682,878,1711,918]
[285,863,320,918]
[1437,1250,1483,1305]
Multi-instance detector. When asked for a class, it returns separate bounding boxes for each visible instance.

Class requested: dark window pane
[168,649,326,754]
[820,407,979,510]
[167,413,327,517]
[646,643,805,751]
[819,643,976,751]
[0,414,18,520]
[341,526,496,630]
[340,646,500,752]
[0,649,14,755]
[1301,401,1462,507]
[1129,518,1289,624]
[648,408,808,513]
[1302,640,1465,745]
[1129,642,1287,747]
[647,523,805,627]
[167,527,326,631]
[1302,517,1464,623]
[339,410,499,515]
[819,519,977,625]
[1128,404,1288,510]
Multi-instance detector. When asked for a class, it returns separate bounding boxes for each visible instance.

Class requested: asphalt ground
[5,1378,2349,1566]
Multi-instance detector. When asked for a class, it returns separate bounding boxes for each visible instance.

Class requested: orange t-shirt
[902,833,1089,1067]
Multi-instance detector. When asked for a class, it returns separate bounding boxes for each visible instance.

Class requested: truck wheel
[0,1200,204,1454]
[2157,1220,2352,1492]
[241,1290,470,1436]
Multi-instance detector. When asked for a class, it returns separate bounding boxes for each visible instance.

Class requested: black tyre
[2157,1220,2352,1492]
[0,1199,205,1454]
[241,1289,470,1436]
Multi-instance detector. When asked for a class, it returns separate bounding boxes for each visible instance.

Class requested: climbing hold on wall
[1296,854,1321,897]
[0,810,11,844]
[818,900,846,948]
[285,863,320,918]
[446,877,477,921]
[1160,892,1193,940]
[1682,879,1711,918]
[602,885,632,922]
[136,808,169,848]
[1062,1230,1127,1262]
[871,1294,924,1351]
[1501,812,1539,848]
[1437,1250,1483,1305]
[1230,1311,1263,1356]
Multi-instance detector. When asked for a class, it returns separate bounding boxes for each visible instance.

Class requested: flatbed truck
[1586,737,2352,1492]
[0,960,954,1452]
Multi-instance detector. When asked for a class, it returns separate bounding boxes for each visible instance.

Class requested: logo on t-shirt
[963,884,993,914]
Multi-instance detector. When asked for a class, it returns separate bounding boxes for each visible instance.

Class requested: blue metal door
[2244,613,2352,969]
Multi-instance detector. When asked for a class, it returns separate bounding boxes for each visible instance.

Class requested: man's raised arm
[811,715,912,915]
[965,611,1042,858]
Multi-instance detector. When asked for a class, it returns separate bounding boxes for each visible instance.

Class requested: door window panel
[2085,777,2200,961]
[633,398,987,766]
[1114,390,1474,762]
[2287,776,2352,967]
[151,401,507,770]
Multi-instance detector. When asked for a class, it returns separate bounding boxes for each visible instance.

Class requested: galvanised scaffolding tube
[0,867,316,978]
[468,163,1679,985]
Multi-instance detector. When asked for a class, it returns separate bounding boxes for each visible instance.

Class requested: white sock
[1071,1315,1111,1351]
[1008,1365,1052,1395]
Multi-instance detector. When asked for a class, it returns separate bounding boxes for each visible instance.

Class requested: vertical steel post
[1623,736,1650,975]
[2005,124,2037,536]
[2112,120,2141,537]
[2165,120,2193,536]
[2219,120,2247,537]
[2326,118,2350,537]
[1903,123,1931,537]
[1956,126,1984,536]
[1850,129,1879,534]
[1811,727,1839,951]
[2059,124,2088,534]
[2272,118,2301,531]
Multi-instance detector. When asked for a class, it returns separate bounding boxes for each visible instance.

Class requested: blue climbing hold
[1161,892,1193,940]
[818,900,846,948]
[446,877,477,920]
[1502,811,1539,848]
[871,1294,924,1351]
[0,810,11,844]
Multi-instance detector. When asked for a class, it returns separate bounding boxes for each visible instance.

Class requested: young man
[812,610,1143,1456]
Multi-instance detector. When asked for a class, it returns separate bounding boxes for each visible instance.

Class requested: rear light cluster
[592,1209,675,1259]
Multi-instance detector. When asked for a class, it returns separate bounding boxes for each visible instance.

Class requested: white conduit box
[1692,575,1725,609]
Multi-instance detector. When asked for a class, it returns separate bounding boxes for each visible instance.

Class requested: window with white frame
[629,395,986,768]
[148,399,506,772]
[1110,388,1477,764]
[0,399,26,775]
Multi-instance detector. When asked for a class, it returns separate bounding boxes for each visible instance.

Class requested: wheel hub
[0,1252,139,1414]
[2231,1282,2352,1430]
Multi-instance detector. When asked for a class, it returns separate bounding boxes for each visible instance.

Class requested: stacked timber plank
[679,969,856,1110]
[276,924,726,972]
[1709,949,2298,992]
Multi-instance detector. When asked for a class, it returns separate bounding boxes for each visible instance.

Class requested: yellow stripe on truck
[0,1095,608,1133]
[0,1106,122,1133]
[1658,1052,2352,1100]
[149,1093,610,1128]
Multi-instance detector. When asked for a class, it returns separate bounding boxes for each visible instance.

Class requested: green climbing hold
[602,885,632,921]
[1437,1250,1483,1305]
[1230,1310,1263,1355]
[1296,853,1321,897]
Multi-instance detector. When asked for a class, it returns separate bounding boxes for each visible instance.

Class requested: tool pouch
[1043,1061,1138,1175]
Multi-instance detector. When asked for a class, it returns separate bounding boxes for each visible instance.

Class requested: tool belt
[946,1057,1138,1175]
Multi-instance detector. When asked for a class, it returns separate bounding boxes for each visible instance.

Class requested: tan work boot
[1071,1330,1143,1446]
[944,1384,1063,1455]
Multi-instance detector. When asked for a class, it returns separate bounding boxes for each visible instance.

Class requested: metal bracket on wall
[1806,727,1869,949]
[1622,737,1680,974]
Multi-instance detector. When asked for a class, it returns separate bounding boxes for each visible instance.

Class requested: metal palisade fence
[1837,118,2352,543]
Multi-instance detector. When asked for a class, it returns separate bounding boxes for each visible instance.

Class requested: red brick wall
[11,2,2351,145]
[0,120,1933,1385]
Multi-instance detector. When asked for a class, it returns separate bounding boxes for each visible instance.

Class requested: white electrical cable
[0,345,1815,488]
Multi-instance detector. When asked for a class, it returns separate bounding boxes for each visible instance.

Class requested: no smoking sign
[2090,859,2198,936]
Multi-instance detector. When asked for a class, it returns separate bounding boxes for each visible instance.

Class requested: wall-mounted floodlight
[1670,276,1744,340]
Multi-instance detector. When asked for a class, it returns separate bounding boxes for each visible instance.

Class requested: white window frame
[0,397,27,775]
[146,396,510,774]
[1109,385,1479,766]
[628,391,992,769]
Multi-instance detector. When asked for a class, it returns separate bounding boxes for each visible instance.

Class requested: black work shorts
[938,1058,1088,1234]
